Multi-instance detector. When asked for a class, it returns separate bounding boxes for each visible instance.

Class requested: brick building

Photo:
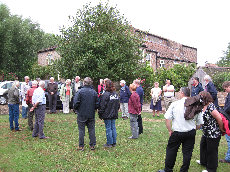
[37,30,197,70]
[37,46,60,66]
[136,29,197,70]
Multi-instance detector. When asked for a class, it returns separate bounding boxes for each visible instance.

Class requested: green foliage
[152,64,196,92]
[0,70,18,81]
[31,63,59,80]
[0,3,59,81]
[217,43,230,67]
[212,72,230,91]
[57,2,143,84]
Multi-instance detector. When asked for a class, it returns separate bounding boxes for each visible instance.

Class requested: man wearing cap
[120,80,131,119]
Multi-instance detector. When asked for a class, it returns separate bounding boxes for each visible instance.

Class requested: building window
[160,60,165,68]
[47,53,53,65]
[146,53,151,61]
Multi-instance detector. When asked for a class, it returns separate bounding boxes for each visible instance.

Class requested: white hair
[24,76,29,79]
[75,76,80,80]
[50,77,54,80]
[120,80,126,84]
[39,81,45,87]
[65,79,71,84]
[32,80,38,86]
[204,75,212,81]
[13,81,20,87]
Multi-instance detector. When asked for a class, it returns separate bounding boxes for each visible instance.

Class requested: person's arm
[30,102,40,112]
[53,83,58,94]
[211,109,225,132]
[165,119,173,136]
[158,89,162,97]
[98,93,108,116]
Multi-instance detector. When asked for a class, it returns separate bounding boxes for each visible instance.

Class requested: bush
[0,70,18,81]
[212,72,230,91]
[31,63,59,80]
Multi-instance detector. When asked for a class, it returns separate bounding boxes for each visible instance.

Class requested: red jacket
[128,91,141,115]
[220,113,230,136]
[26,86,37,105]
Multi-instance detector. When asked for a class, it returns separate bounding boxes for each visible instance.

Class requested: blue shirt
[32,87,46,105]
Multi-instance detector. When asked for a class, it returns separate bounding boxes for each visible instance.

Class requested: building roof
[37,46,57,53]
[135,29,197,63]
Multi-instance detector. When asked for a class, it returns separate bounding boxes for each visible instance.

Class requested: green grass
[0,112,229,172]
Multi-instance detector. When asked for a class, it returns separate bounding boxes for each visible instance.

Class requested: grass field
[0,112,229,172]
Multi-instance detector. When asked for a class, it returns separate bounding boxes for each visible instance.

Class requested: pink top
[66,85,70,96]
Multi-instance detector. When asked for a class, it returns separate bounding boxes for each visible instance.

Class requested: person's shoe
[90,146,96,150]
[219,159,230,163]
[196,160,201,165]
[158,170,165,172]
[128,136,138,139]
[40,136,49,139]
[77,146,84,151]
[202,170,208,172]
[15,129,22,132]
[104,144,112,148]
[112,143,116,147]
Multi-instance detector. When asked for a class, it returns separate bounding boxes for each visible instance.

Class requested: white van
[0,81,14,104]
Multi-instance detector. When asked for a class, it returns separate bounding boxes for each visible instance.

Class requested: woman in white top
[150,82,162,117]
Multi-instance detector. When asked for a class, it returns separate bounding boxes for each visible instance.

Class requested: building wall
[139,30,197,70]
[38,50,61,66]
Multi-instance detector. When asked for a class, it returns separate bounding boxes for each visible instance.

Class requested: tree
[57,2,143,84]
[217,43,230,67]
[0,3,58,80]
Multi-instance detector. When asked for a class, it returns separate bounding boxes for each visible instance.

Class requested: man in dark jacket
[7,81,21,131]
[219,81,230,163]
[120,80,131,119]
[191,77,204,97]
[204,75,218,109]
[73,77,99,151]
[47,77,58,114]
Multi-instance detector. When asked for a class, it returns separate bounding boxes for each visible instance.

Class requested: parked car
[0,81,14,105]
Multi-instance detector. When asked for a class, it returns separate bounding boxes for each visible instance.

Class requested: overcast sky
[1,0,230,66]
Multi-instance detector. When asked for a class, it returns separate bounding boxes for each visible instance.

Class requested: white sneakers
[196,160,201,165]
[201,170,208,172]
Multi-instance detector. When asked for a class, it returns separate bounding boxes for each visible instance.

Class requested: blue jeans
[8,104,20,130]
[22,106,28,118]
[225,134,230,162]
[104,119,117,145]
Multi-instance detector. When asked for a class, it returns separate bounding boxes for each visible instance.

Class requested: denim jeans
[22,106,28,118]
[8,104,20,130]
[104,119,117,145]
[225,134,230,162]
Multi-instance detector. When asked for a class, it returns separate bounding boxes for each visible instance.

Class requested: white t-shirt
[164,97,204,132]
[163,85,174,97]
[151,87,161,99]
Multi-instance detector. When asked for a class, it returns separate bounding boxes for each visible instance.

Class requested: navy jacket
[120,85,131,103]
[205,81,218,108]
[98,91,120,120]
[224,93,230,114]
[136,86,144,105]
[191,83,204,97]
[73,85,99,121]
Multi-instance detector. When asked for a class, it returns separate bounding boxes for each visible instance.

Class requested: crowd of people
[5,74,230,172]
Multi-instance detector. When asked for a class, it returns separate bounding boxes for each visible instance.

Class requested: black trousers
[77,118,96,147]
[48,93,57,113]
[200,135,221,172]
[137,115,143,134]
[164,129,196,172]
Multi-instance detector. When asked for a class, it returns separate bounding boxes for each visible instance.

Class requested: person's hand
[51,92,54,95]
[169,130,173,136]
[30,107,34,112]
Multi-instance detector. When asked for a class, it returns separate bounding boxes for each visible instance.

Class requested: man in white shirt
[158,87,204,172]
[163,80,175,111]
[30,81,49,139]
